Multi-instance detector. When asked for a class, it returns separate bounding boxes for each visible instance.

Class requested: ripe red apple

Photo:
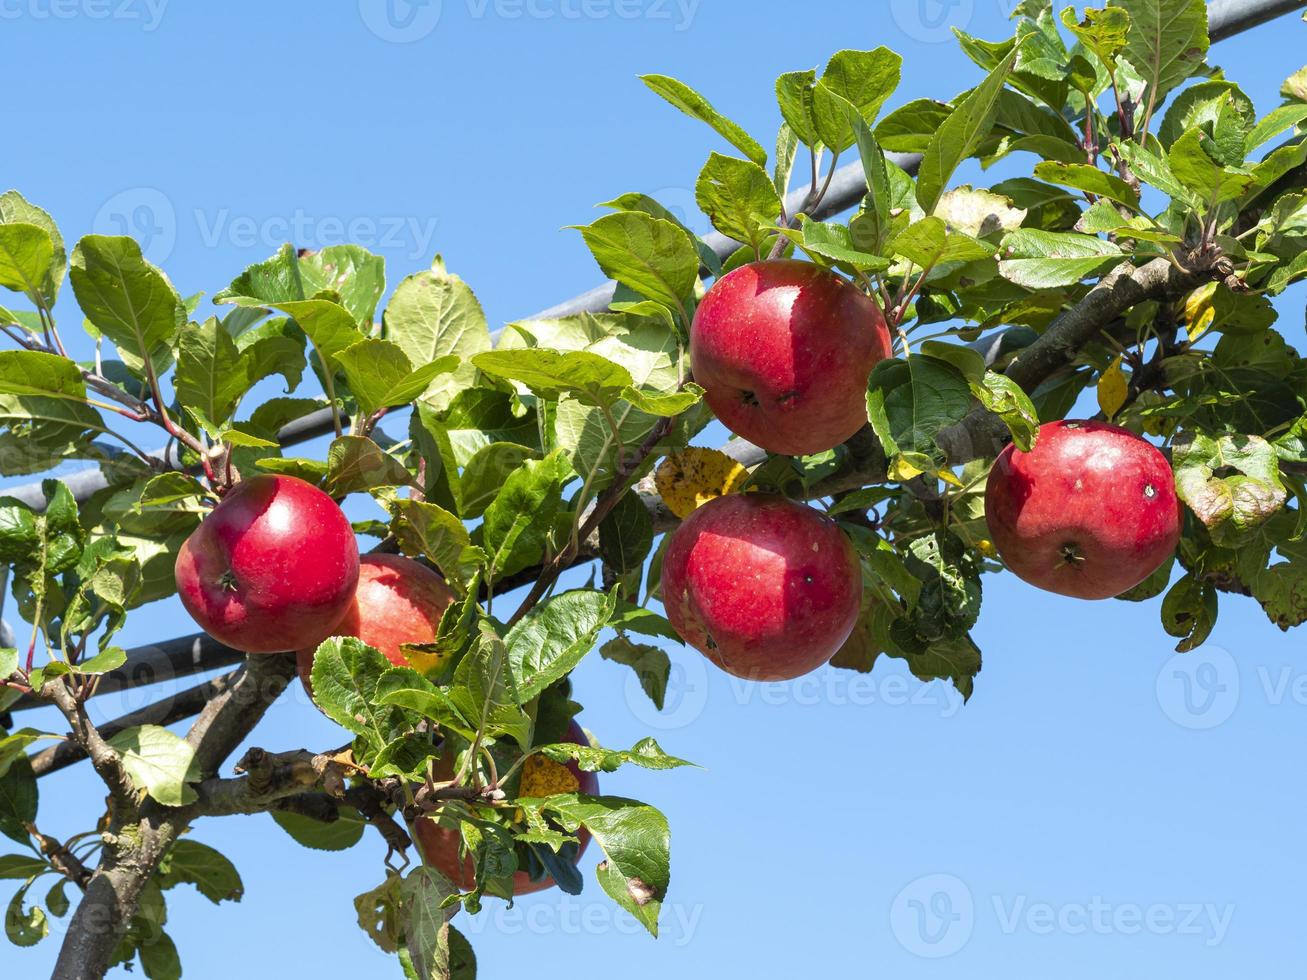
[296,554,457,692]
[175,474,359,653]
[985,420,1182,599]
[690,259,892,456]
[414,720,599,896]
[662,493,863,681]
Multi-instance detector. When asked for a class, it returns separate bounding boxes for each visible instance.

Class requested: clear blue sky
[5,1,1307,977]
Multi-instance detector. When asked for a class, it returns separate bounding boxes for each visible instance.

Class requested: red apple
[690,259,892,456]
[662,493,863,681]
[175,474,359,653]
[296,554,457,692]
[985,420,1182,599]
[414,720,599,896]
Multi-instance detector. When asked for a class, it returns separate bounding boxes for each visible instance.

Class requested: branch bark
[50,654,297,980]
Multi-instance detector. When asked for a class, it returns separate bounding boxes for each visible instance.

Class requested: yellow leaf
[520,755,580,797]
[1183,281,1218,341]
[655,447,749,518]
[1097,355,1128,420]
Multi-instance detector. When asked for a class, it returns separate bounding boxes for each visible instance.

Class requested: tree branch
[39,677,135,809]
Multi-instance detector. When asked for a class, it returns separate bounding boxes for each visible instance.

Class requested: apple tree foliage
[3,1,1307,976]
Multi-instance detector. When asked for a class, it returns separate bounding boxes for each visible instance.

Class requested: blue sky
[5,1,1307,977]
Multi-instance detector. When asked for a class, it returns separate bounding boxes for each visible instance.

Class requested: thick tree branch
[51,654,297,979]
[190,746,354,817]
[39,677,135,808]
[934,256,1211,464]
[30,672,243,778]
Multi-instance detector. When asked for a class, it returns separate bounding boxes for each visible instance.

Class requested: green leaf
[0,854,47,879]
[389,497,477,589]
[1113,138,1200,206]
[107,726,201,807]
[508,311,687,493]
[1158,81,1254,153]
[866,356,974,465]
[0,350,87,400]
[69,235,184,362]
[1032,161,1140,208]
[640,74,767,166]
[620,383,703,417]
[137,929,181,980]
[158,839,243,904]
[889,216,996,269]
[536,737,694,773]
[1060,5,1130,73]
[0,191,65,306]
[875,98,952,154]
[773,122,800,199]
[401,865,465,980]
[271,806,367,851]
[335,338,458,419]
[458,442,542,519]
[1173,431,1288,545]
[917,44,1021,212]
[573,212,699,314]
[481,449,572,579]
[1245,103,1307,155]
[472,348,633,406]
[267,298,363,371]
[448,626,531,748]
[299,245,386,325]
[233,316,307,394]
[0,756,37,847]
[1251,558,1307,630]
[541,795,670,936]
[694,152,784,257]
[598,490,654,574]
[504,589,618,702]
[1167,128,1255,206]
[1161,572,1217,652]
[776,69,820,148]
[0,223,55,305]
[904,633,984,701]
[76,646,127,676]
[1111,0,1209,114]
[5,880,48,947]
[811,47,903,153]
[309,637,405,751]
[971,371,1039,451]
[375,668,473,738]
[173,317,249,436]
[797,217,893,272]
[998,228,1124,289]
[324,436,415,496]
[600,636,670,710]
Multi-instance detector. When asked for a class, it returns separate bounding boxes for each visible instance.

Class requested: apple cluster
[670,259,1184,682]
[168,260,1184,893]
